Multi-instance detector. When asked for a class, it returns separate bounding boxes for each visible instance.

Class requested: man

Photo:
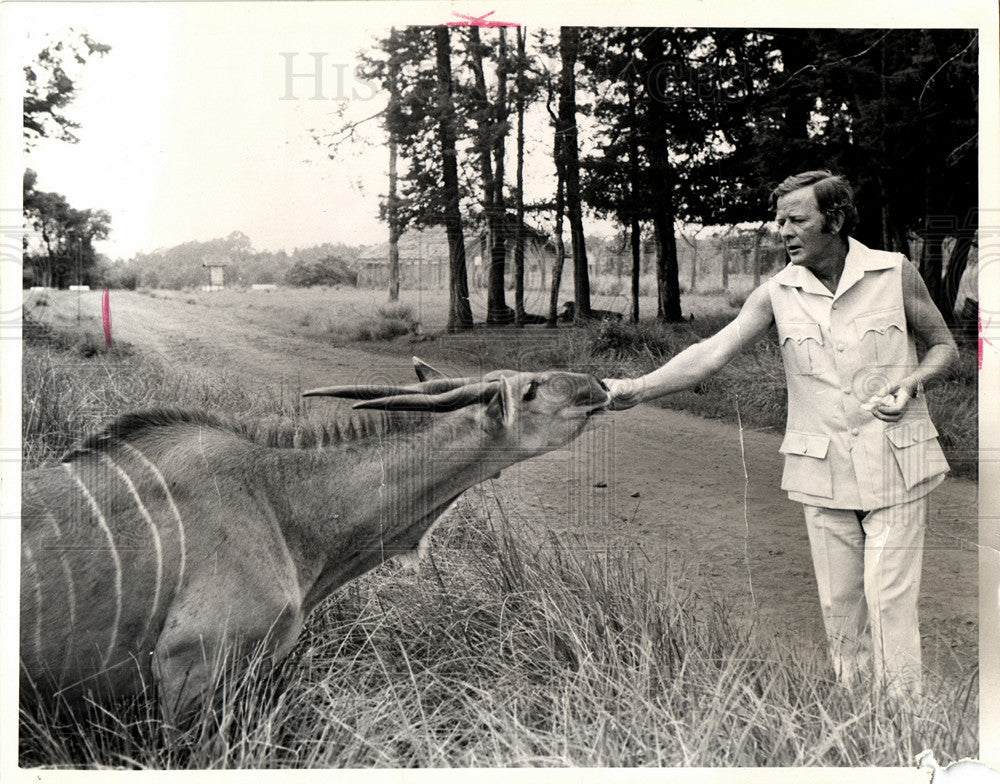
[605,171,958,701]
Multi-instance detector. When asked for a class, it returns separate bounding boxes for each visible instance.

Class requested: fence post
[753,229,763,287]
[690,240,698,292]
[721,237,729,291]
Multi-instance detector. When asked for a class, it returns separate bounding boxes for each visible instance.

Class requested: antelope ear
[482,377,516,432]
[413,357,447,382]
[483,387,504,431]
[500,375,516,429]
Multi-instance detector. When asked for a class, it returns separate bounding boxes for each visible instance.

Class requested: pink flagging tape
[102,288,112,350]
[440,11,519,27]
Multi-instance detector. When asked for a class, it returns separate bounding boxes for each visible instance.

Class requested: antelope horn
[303,377,486,399]
[351,381,500,412]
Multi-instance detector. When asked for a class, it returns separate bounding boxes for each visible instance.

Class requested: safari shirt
[767,237,948,510]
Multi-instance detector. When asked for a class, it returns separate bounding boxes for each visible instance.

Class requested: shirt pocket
[855,307,906,366]
[779,430,833,498]
[885,421,950,490]
[777,321,824,376]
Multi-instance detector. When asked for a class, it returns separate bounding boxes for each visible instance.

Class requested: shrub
[285,256,358,288]
[339,302,419,342]
[726,287,752,309]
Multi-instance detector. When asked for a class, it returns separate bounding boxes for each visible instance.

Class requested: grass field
[18,287,980,768]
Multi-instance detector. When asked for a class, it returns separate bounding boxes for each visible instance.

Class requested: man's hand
[861,384,915,422]
[602,377,645,411]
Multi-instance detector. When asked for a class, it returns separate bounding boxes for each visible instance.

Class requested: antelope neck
[270,410,512,612]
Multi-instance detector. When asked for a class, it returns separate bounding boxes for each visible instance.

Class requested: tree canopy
[23,169,111,288]
[23,30,110,151]
[340,26,976,324]
[23,30,113,288]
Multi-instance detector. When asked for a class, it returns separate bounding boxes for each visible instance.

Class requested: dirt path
[32,289,979,675]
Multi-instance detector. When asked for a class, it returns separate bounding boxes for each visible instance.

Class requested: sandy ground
[28,289,979,679]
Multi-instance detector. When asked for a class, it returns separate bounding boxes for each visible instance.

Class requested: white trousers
[802,497,926,700]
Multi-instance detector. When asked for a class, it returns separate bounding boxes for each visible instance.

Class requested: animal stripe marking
[61,463,122,671]
[26,478,80,683]
[120,442,187,597]
[22,544,44,661]
[105,453,165,645]
[25,478,77,629]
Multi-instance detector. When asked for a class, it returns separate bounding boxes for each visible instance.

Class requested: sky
[12,3,607,262]
[17,4,403,259]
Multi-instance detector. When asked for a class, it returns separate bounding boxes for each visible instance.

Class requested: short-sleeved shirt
[768,238,948,510]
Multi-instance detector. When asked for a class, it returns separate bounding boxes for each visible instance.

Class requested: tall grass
[22,309,302,469]
[19,314,978,768]
[18,497,978,768]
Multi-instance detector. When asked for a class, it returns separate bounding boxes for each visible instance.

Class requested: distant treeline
[99,232,366,290]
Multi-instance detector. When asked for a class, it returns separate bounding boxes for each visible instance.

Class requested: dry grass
[21,307,302,469]
[18,493,978,768]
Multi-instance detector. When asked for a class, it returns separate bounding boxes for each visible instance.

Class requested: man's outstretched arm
[604,284,775,409]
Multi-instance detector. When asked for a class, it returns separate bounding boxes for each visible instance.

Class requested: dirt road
[32,289,979,676]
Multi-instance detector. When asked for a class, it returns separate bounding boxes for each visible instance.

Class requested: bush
[348,303,418,341]
[726,287,752,309]
[285,256,358,288]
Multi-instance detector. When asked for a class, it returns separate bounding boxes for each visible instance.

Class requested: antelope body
[20,360,609,724]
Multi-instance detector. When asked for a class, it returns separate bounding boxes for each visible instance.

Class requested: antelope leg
[152,599,303,729]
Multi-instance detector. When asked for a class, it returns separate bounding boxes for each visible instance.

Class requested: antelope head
[303,357,611,457]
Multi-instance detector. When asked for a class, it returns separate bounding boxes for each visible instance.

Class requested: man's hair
[769,170,859,238]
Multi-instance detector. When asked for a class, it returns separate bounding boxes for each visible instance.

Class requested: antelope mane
[59,407,435,463]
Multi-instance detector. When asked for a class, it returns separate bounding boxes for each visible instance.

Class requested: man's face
[774,186,842,270]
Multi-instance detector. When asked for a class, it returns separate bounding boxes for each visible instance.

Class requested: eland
[20,359,610,726]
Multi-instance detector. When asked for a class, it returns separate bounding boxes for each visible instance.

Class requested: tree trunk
[630,220,641,324]
[513,28,527,327]
[752,226,763,287]
[547,173,566,327]
[558,27,591,324]
[921,232,945,313]
[639,30,683,323]
[690,240,698,292]
[435,27,473,332]
[721,236,730,290]
[658,218,681,318]
[386,40,401,302]
[627,73,641,324]
[490,30,511,323]
[469,28,512,325]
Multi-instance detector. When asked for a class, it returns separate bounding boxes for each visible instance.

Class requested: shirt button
[851,428,860,436]
[843,387,851,395]
[832,303,838,310]
[837,344,846,352]
[913,434,920,443]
